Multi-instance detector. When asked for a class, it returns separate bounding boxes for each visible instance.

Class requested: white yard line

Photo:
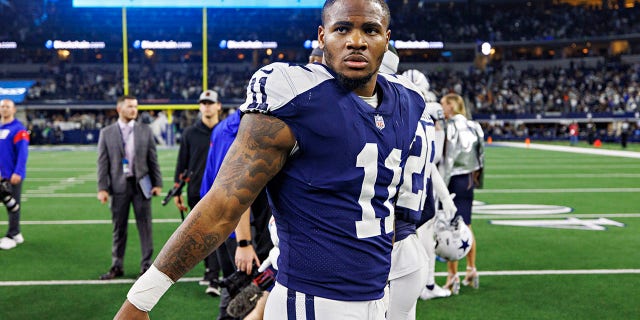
[438,269,640,276]
[492,142,640,159]
[2,269,639,287]
[476,188,640,193]
[473,213,640,219]
[3,214,639,226]
[487,164,640,169]
[0,277,202,286]
[487,173,640,178]
[0,218,183,225]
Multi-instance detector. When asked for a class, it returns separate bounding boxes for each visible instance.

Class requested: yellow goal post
[136,104,200,146]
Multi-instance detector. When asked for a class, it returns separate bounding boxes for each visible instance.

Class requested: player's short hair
[322,0,391,28]
[117,95,137,105]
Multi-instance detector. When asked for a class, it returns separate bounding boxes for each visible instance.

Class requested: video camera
[161,170,192,206]
[0,179,20,213]
[223,266,277,318]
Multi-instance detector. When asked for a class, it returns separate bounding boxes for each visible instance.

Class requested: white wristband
[126,265,175,312]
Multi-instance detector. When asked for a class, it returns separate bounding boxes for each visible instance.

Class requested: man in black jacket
[172,89,222,294]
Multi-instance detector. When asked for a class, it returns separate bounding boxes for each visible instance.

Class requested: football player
[380,46,428,320]
[401,69,455,300]
[114,1,428,320]
[401,69,445,164]
[382,50,456,319]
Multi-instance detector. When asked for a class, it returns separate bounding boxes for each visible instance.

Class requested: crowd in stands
[19,58,640,145]
[4,1,640,63]
[0,0,322,63]
[427,60,640,116]
[24,106,228,145]
[3,0,640,144]
[20,59,640,117]
[482,119,640,144]
[25,63,253,103]
[390,1,640,43]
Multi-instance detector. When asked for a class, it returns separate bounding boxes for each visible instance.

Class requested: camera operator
[0,99,29,250]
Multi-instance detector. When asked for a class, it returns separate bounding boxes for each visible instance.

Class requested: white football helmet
[402,69,430,96]
[434,216,473,261]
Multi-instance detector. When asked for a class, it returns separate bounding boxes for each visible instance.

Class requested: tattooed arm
[114,113,295,319]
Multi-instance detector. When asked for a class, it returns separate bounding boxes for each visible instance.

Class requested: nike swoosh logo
[261,68,274,74]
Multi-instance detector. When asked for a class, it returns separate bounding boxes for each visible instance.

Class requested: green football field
[0,143,638,319]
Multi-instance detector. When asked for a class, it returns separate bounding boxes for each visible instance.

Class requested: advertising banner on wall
[0,80,35,103]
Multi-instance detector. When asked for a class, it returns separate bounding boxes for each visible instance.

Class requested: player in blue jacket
[115,1,428,319]
[0,99,29,250]
[200,110,275,320]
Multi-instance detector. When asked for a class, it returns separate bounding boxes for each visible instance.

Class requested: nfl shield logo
[374,114,385,130]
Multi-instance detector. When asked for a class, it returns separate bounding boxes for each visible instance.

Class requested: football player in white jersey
[113,1,428,320]
[401,69,455,300]
[379,46,429,320]
[402,69,445,163]
[382,54,456,319]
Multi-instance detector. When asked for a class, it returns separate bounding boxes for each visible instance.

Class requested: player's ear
[385,31,391,51]
[318,26,325,50]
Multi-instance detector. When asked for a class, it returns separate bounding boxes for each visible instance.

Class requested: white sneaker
[205,284,221,296]
[13,233,24,244]
[0,237,15,250]
[0,233,23,250]
[420,284,452,300]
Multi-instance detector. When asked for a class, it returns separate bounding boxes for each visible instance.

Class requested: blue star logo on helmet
[459,239,470,252]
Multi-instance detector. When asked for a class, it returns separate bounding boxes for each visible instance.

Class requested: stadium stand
[1,0,639,144]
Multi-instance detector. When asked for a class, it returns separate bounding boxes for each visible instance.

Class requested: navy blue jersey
[239,63,426,301]
[0,119,29,180]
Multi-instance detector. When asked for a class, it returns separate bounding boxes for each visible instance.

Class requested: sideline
[0,218,184,225]
[28,145,178,152]
[491,142,640,159]
[476,187,640,193]
[2,269,639,287]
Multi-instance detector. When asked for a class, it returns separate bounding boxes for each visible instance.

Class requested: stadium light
[480,42,492,56]
[57,49,71,60]
[304,40,319,49]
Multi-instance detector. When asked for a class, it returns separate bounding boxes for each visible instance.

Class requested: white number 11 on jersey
[355,143,402,239]
[355,124,428,239]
